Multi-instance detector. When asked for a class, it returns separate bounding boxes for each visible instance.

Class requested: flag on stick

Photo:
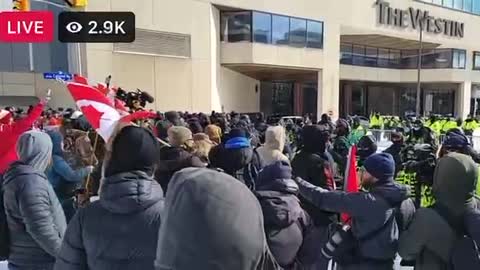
[341,145,359,223]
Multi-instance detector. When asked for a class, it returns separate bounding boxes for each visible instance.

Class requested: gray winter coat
[2,131,66,269]
[54,171,164,270]
[297,178,413,270]
[155,168,281,270]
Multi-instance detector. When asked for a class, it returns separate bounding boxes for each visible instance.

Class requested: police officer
[406,119,436,146]
[349,117,366,145]
[463,115,479,136]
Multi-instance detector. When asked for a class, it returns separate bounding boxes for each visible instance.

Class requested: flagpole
[84,132,99,199]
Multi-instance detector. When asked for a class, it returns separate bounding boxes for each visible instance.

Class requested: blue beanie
[363,153,395,181]
[443,132,470,149]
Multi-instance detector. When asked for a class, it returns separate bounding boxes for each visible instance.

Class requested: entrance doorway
[260,81,317,117]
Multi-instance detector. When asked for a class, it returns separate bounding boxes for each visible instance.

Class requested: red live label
[0,11,54,42]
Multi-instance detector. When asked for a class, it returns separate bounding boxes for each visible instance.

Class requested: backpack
[433,205,480,270]
[0,175,10,260]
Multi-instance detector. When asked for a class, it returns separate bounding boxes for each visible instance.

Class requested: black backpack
[0,175,10,260]
[433,205,480,270]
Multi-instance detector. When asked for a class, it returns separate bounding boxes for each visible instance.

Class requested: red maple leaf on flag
[81,105,104,129]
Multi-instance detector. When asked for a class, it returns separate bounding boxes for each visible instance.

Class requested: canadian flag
[66,82,121,141]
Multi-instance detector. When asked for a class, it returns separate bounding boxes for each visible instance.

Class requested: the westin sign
[375,0,464,38]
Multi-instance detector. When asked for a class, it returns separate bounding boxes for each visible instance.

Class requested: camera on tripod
[115,88,154,111]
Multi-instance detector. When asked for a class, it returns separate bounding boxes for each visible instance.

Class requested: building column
[457,81,472,119]
[317,23,340,121]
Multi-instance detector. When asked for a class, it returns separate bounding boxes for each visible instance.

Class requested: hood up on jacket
[301,125,330,153]
[370,180,410,207]
[264,126,285,152]
[155,168,279,270]
[16,130,52,172]
[433,152,478,216]
[100,171,164,214]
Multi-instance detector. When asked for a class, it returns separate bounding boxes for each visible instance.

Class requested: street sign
[43,71,73,81]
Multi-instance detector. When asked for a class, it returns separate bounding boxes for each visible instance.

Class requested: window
[365,47,378,67]
[454,0,463,9]
[353,45,365,66]
[474,52,480,70]
[421,49,437,68]
[220,11,252,43]
[390,50,401,68]
[252,12,271,44]
[306,21,323,48]
[377,48,390,67]
[474,0,480,13]
[340,43,353,64]
[272,15,289,45]
[401,50,419,69]
[433,0,442,4]
[464,0,473,11]
[289,18,307,47]
[444,0,454,8]
[452,49,466,69]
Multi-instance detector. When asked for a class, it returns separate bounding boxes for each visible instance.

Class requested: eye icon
[66,22,83,34]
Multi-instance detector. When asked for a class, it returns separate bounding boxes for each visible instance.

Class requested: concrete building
[2,0,480,120]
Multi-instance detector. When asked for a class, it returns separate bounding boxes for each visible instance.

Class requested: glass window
[289,18,307,47]
[454,0,463,9]
[433,0,442,4]
[421,49,437,68]
[365,47,378,67]
[474,52,480,70]
[306,20,323,49]
[464,0,473,11]
[452,50,466,69]
[252,12,271,44]
[435,49,453,68]
[377,48,390,67]
[390,50,401,68]
[444,0,454,7]
[353,45,365,66]
[340,43,353,64]
[474,0,480,13]
[272,15,289,45]
[401,50,419,69]
[220,11,252,43]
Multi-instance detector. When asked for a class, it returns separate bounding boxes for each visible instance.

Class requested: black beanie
[257,161,292,186]
[105,126,160,177]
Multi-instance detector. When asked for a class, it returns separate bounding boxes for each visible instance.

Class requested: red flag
[341,145,359,223]
[66,82,121,141]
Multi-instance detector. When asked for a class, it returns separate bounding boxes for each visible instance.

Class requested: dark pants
[8,263,54,270]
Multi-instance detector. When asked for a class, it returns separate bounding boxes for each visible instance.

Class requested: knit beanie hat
[168,126,193,148]
[363,153,395,181]
[257,161,292,185]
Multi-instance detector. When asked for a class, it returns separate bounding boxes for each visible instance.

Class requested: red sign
[0,11,54,42]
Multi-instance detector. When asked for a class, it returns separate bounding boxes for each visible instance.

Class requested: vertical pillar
[457,81,472,119]
[293,82,303,116]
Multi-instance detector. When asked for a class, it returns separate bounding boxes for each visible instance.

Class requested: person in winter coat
[383,131,405,177]
[0,101,44,174]
[3,131,67,270]
[54,126,164,270]
[209,128,264,190]
[255,161,314,269]
[296,153,414,270]
[155,168,281,270]
[205,124,222,145]
[46,130,94,221]
[256,126,289,166]
[398,153,478,270]
[291,125,336,227]
[167,126,194,150]
[155,146,205,194]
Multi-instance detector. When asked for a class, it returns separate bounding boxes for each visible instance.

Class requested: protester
[3,131,66,270]
[209,128,263,190]
[296,153,414,270]
[255,161,315,269]
[331,118,351,174]
[398,153,478,270]
[357,135,378,167]
[167,126,194,150]
[256,126,289,166]
[383,131,405,177]
[55,126,164,270]
[205,124,222,145]
[155,168,281,270]
[192,133,214,164]
[46,130,94,221]
[0,101,44,174]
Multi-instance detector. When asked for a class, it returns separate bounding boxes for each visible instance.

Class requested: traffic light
[12,0,30,11]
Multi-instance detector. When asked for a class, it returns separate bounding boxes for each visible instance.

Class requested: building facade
[2,0,480,120]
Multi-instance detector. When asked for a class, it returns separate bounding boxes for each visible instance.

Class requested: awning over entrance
[223,64,318,81]
[341,34,441,50]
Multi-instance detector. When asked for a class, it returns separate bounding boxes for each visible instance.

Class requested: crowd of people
[1,98,480,270]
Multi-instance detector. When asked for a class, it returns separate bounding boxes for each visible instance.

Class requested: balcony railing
[340,43,466,69]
